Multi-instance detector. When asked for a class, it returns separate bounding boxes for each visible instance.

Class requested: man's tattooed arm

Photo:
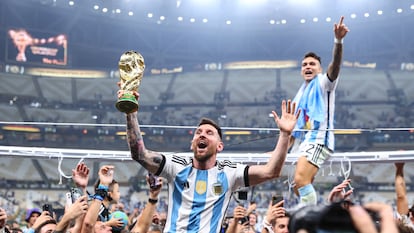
[126,112,163,174]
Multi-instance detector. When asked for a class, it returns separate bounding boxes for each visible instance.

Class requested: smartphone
[238,191,248,201]
[239,215,250,225]
[42,204,53,216]
[65,192,72,207]
[272,195,284,206]
[148,173,161,189]
[70,187,82,203]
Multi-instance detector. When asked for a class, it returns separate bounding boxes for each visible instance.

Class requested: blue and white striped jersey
[293,73,339,151]
[158,154,248,233]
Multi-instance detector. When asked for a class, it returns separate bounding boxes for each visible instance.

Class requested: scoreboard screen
[7,28,68,66]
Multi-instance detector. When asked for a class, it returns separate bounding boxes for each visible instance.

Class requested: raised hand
[334,16,349,40]
[98,165,115,186]
[271,99,300,134]
[72,162,90,190]
[327,179,353,203]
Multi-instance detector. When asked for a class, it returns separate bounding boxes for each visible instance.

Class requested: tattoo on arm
[328,43,343,81]
[126,113,146,162]
[126,113,162,171]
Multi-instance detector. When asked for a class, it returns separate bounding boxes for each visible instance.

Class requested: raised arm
[81,165,114,233]
[121,90,164,174]
[327,16,349,81]
[395,162,409,215]
[56,195,89,233]
[130,176,163,233]
[248,100,299,186]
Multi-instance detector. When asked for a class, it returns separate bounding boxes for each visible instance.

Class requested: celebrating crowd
[1,16,413,233]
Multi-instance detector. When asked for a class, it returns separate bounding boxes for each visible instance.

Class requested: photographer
[288,201,398,233]
[225,205,249,233]
[349,202,398,233]
[24,210,54,233]
[55,196,89,233]
[261,199,287,233]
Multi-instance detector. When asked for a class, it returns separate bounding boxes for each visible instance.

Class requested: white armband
[334,38,343,44]
[262,217,274,233]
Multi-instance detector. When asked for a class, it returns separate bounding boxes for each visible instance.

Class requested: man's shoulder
[168,154,191,166]
[217,160,244,170]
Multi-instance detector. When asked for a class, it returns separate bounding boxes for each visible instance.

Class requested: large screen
[7,28,68,66]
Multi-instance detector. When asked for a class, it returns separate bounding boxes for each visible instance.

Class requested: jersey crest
[195,180,207,195]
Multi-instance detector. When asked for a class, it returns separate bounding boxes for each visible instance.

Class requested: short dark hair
[198,118,222,140]
[34,219,57,233]
[303,52,321,65]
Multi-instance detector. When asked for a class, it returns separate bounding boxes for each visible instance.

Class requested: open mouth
[197,141,207,149]
[305,70,313,75]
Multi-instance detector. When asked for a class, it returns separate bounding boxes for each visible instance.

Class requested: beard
[193,148,215,163]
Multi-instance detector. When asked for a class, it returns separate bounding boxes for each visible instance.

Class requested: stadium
[0,0,414,231]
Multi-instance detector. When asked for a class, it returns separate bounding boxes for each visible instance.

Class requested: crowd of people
[1,162,413,233]
[1,16,413,233]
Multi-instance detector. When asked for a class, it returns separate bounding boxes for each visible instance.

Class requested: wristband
[94,188,108,200]
[263,217,272,227]
[93,194,104,201]
[262,217,274,233]
[97,184,109,191]
[334,38,343,44]
[148,198,158,204]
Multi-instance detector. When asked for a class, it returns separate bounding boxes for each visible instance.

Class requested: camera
[288,201,380,233]
[239,215,250,225]
[148,173,161,189]
[42,204,53,216]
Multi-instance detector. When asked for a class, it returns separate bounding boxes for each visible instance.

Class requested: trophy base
[116,95,138,113]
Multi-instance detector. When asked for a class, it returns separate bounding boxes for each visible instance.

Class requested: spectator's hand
[349,202,398,233]
[32,211,54,230]
[98,165,115,186]
[271,100,300,135]
[265,199,285,223]
[233,205,247,221]
[106,217,124,228]
[65,195,89,220]
[0,208,7,229]
[246,202,257,215]
[334,16,349,40]
[147,176,163,199]
[72,162,90,190]
[328,179,353,203]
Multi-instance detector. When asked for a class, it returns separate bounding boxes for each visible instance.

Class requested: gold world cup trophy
[116,50,145,113]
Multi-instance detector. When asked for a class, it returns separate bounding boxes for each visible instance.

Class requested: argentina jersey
[158,154,248,233]
[302,73,338,151]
